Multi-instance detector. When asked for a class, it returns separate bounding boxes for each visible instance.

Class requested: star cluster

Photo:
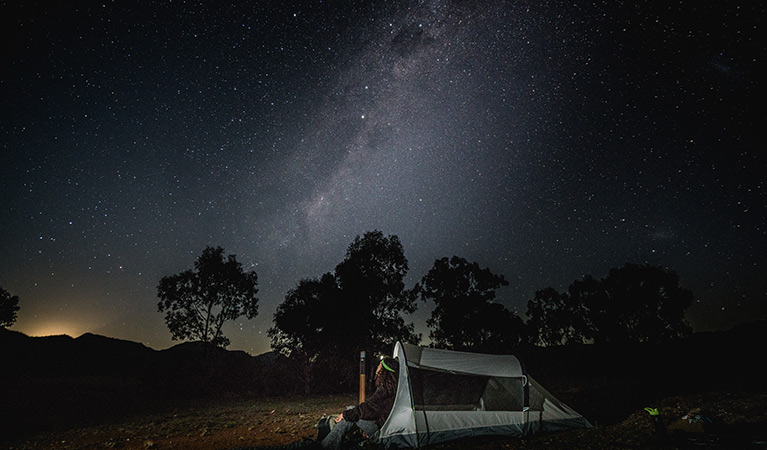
[1,0,763,354]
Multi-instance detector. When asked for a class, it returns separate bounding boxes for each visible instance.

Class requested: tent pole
[359,351,366,403]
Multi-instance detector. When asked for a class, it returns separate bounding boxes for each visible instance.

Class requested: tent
[373,342,591,448]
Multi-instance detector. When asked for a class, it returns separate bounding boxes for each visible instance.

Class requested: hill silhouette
[0,329,286,441]
[1,321,765,444]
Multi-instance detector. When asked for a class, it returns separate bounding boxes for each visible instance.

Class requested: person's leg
[320,418,354,449]
[355,420,379,439]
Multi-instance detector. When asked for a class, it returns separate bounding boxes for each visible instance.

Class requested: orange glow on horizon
[22,322,87,338]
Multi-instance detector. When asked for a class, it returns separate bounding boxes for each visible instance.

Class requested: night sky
[2,0,763,355]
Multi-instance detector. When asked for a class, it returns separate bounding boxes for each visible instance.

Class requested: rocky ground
[5,391,766,450]
[4,395,355,450]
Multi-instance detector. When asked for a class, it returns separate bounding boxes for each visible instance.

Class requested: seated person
[321,356,399,449]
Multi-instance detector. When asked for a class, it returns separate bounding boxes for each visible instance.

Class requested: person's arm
[342,386,388,422]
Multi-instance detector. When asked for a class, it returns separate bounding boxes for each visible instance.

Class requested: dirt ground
[5,392,767,450]
[4,394,357,450]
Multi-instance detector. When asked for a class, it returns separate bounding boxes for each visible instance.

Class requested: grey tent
[373,342,591,448]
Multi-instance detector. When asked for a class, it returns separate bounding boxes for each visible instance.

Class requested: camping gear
[668,408,714,434]
[644,407,667,439]
[316,415,336,441]
[371,342,592,448]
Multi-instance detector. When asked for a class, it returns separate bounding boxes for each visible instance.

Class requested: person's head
[378,356,398,375]
[375,355,399,389]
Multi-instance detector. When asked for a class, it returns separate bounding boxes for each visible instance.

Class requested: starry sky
[1,0,764,355]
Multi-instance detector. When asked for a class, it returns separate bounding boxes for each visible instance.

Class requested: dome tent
[372,342,591,448]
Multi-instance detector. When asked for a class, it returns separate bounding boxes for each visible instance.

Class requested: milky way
[1,0,763,354]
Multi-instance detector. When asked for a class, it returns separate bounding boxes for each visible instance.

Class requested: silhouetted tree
[157,246,259,348]
[268,273,339,393]
[526,286,587,346]
[0,286,20,328]
[268,231,419,393]
[526,264,693,346]
[334,230,419,356]
[416,256,520,352]
[588,263,693,344]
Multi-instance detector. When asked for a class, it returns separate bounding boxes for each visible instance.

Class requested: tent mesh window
[408,366,526,411]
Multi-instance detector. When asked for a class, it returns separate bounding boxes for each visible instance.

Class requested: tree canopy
[0,286,20,328]
[157,246,259,348]
[587,263,693,343]
[269,273,339,361]
[268,231,419,392]
[526,263,693,346]
[526,286,586,346]
[334,230,419,354]
[416,256,521,353]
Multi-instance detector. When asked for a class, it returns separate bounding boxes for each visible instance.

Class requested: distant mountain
[0,328,293,441]
[0,328,284,387]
